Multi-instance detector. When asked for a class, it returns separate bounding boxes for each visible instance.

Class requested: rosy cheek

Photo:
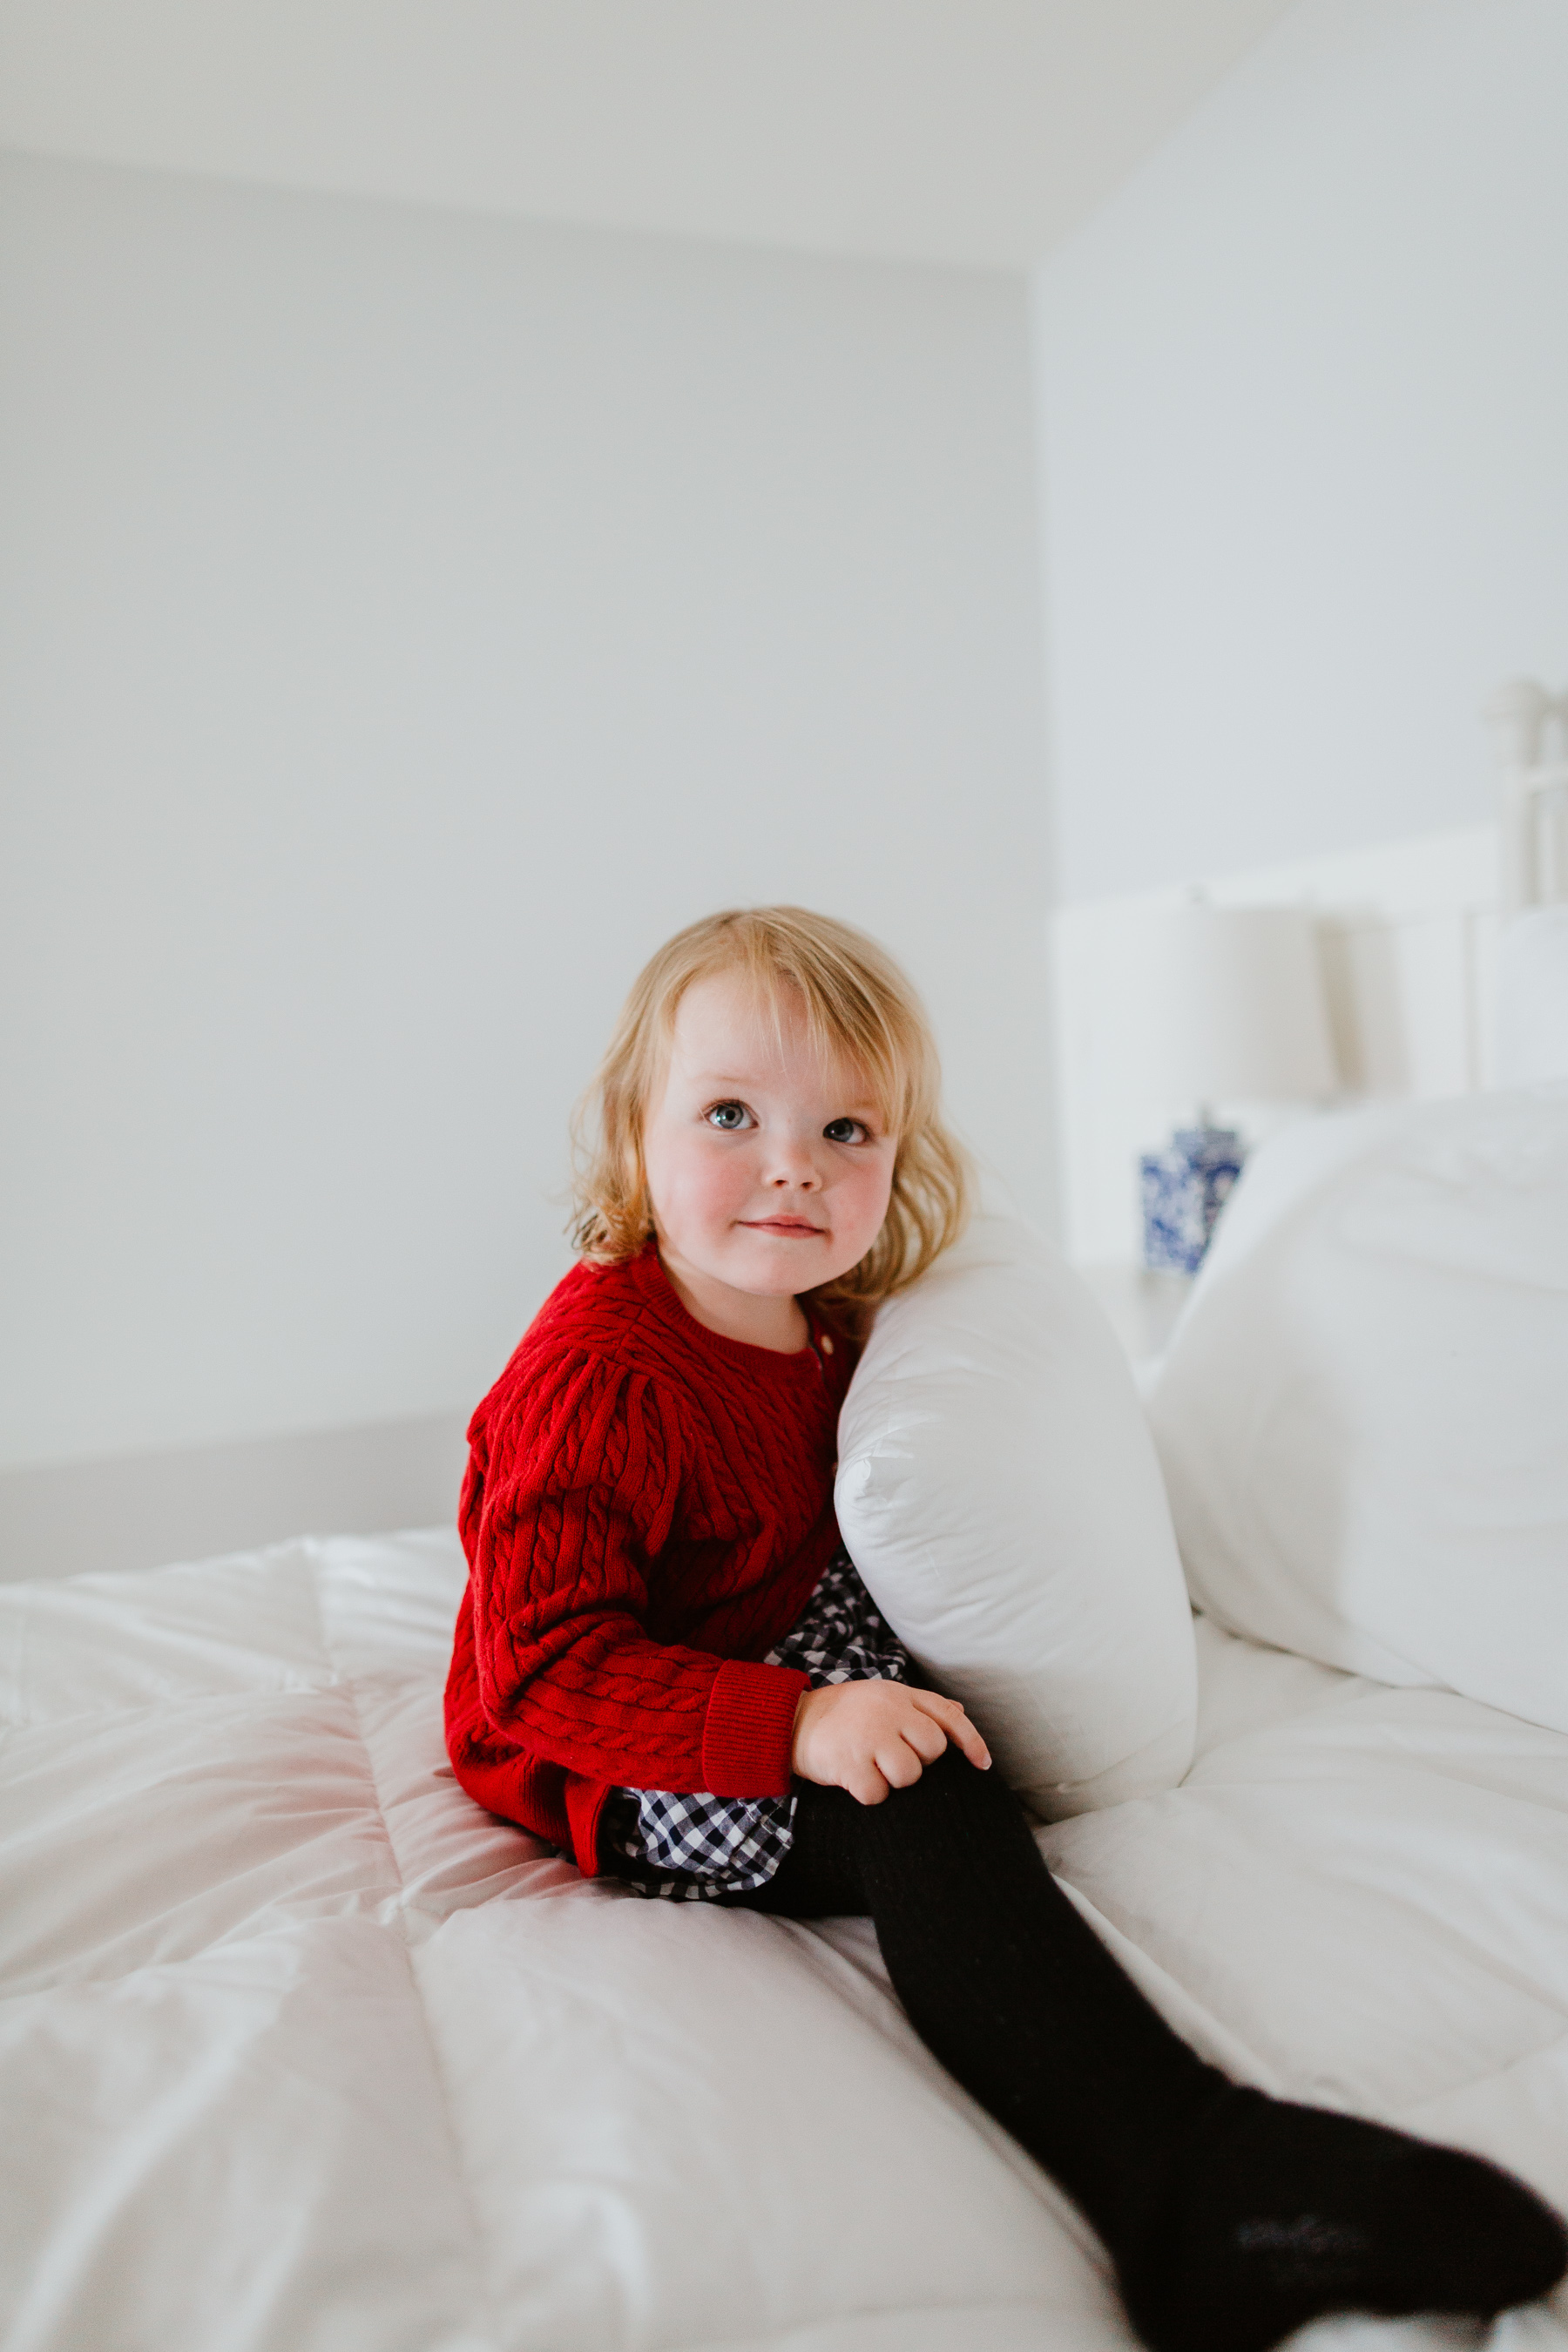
[693,1156,740,1213]
[866,1160,896,1230]
[676,1138,753,1224]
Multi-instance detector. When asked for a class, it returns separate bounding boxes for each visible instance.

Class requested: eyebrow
[695,1071,882,1113]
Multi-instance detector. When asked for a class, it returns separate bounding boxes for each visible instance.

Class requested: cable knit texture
[444,1243,853,1873]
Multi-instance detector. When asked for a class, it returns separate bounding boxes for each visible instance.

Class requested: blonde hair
[571,907,971,1330]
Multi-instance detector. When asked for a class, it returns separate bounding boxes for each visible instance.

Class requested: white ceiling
[0,0,1297,271]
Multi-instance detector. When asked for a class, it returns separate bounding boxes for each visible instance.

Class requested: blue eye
[823,1118,869,1144]
[706,1102,753,1131]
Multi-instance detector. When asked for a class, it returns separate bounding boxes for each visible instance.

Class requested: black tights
[605,1752,1566,2352]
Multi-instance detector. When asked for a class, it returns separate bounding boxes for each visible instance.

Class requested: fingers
[899,1710,950,1766]
[798,1679,992,1804]
[948,1713,993,1771]
[910,1688,991,1771]
[875,1736,928,1791]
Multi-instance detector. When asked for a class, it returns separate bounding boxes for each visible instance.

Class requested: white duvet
[3,1530,1566,2352]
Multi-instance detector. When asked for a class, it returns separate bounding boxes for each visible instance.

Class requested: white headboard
[1487,678,1568,916]
[1052,678,1562,1269]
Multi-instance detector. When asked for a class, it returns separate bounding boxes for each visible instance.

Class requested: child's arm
[790,1681,990,1806]
[463,1348,805,1801]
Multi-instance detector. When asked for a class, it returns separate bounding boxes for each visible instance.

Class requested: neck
[657,1248,811,1353]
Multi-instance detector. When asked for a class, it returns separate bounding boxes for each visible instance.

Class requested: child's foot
[1120,2085,1568,2352]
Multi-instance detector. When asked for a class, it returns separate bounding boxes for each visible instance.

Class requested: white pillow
[835,1215,1197,1819]
[1148,1085,1568,1732]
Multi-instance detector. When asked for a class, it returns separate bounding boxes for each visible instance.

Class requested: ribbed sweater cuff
[701,1659,808,1799]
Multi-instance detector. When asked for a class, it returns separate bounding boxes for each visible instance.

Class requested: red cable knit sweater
[444,1243,854,1876]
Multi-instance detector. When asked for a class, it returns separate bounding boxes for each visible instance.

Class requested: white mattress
[3,1529,1565,2352]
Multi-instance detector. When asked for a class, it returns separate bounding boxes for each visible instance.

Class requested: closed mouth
[740,1218,828,1237]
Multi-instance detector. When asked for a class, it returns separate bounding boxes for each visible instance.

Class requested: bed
[3,1505,1566,2351]
[7,720,1567,2352]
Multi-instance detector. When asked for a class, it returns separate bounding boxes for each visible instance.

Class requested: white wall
[0,151,1049,1477]
[1033,0,1568,905]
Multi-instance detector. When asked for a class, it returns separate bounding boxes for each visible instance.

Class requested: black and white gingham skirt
[600,1548,909,1901]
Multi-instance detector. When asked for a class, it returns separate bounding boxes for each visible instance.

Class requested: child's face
[643,971,896,1309]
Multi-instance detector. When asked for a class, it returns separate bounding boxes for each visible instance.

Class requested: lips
[741,1218,827,1237]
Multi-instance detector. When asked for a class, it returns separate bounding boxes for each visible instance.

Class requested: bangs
[668,925,914,1132]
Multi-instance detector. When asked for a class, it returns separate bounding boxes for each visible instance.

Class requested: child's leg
[748,1752,1566,2352]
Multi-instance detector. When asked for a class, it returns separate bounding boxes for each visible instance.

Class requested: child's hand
[790,1679,991,1805]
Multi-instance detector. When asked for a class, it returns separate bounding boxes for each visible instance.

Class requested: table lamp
[1133,903,1338,1274]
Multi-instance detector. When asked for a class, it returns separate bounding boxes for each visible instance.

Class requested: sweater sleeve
[463,1346,805,1798]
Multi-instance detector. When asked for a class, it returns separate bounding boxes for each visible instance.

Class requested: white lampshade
[1129,904,1338,1111]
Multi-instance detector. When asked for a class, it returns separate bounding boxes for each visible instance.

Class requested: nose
[767,1131,821,1189]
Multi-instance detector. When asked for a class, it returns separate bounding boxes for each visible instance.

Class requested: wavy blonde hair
[571,907,970,1330]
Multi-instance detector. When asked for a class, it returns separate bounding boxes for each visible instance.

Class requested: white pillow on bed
[835,1215,1198,1820]
[1149,1085,1568,1734]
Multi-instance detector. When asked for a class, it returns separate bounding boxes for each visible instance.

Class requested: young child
[446,906,1565,2352]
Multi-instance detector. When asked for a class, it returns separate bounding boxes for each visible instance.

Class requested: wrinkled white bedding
[3,1530,1565,2352]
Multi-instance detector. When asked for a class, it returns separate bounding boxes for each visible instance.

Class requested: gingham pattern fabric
[604,1547,910,1900]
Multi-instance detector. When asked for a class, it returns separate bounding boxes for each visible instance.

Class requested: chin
[740,1265,820,1297]
[728,1246,830,1295]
